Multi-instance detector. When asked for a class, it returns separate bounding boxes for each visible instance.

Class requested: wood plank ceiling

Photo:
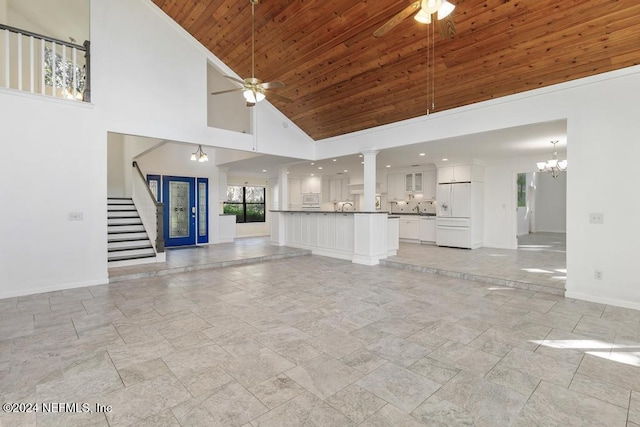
[152,0,640,141]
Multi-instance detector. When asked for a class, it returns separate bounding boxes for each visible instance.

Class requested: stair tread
[108,245,153,253]
[108,237,149,243]
[108,253,156,262]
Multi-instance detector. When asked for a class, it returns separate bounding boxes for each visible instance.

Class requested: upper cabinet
[289,178,301,205]
[387,173,406,201]
[437,165,483,183]
[405,172,423,193]
[301,176,321,194]
[328,178,351,202]
[422,170,436,200]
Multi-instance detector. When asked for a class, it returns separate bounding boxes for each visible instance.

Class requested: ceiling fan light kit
[210,0,291,107]
[374,0,456,38]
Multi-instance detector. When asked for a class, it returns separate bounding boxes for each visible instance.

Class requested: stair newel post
[83,40,91,102]
[156,203,165,253]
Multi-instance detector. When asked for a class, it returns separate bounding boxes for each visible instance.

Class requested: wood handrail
[132,161,160,207]
[0,23,86,50]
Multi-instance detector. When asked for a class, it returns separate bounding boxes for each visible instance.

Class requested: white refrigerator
[436,183,475,248]
[437,183,471,218]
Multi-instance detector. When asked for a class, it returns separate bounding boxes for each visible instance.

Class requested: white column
[278,166,289,210]
[361,149,379,211]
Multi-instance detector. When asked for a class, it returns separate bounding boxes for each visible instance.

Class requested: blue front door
[162,176,196,247]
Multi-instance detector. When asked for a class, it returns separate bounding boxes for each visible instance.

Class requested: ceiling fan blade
[265,90,292,103]
[373,1,421,38]
[223,75,246,86]
[211,88,243,95]
[437,15,456,39]
[261,81,285,90]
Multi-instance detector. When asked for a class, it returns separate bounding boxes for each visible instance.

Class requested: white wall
[0,93,107,298]
[0,0,313,298]
[92,0,313,159]
[534,172,567,233]
[317,66,640,310]
[107,133,125,197]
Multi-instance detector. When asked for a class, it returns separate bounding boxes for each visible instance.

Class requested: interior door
[162,176,196,247]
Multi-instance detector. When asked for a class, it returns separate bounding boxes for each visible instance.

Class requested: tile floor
[385,232,566,295]
[1,245,639,427]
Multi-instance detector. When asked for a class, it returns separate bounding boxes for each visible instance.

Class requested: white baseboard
[565,291,640,311]
[0,277,109,300]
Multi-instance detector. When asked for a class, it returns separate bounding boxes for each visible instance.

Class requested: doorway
[154,175,209,247]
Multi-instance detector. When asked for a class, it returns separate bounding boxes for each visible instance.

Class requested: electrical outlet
[68,212,83,221]
[594,270,604,280]
[589,213,604,224]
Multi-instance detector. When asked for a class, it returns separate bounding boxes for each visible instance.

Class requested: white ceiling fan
[211,0,291,107]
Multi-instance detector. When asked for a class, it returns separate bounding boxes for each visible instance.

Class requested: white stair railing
[0,24,90,102]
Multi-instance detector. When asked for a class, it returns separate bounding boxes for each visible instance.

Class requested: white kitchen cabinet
[405,172,423,193]
[301,176,321,194]
[398,215,419,240]
[335,213,354,251]
[285,212,300,244]
[328,178,350,202]
[318,213,336,248]
[422,170,436,200]
[387,173,406,201]
[289,178,301,206]
[438,165,483,183]
[419,217,436,242]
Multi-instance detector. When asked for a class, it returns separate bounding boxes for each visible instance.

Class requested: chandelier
[190,145,208,162]
[536,140,567,178]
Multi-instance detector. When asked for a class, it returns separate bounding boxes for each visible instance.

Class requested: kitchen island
[270,210,399,265]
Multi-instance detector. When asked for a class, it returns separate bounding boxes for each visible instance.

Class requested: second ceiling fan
[374,0,456,39]
[211,0,291,107]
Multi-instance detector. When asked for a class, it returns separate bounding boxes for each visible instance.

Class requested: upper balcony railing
[0,23,90,102]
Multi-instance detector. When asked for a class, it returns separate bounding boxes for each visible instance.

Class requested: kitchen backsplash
[390,200,436,214]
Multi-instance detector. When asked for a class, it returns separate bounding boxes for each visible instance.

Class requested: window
[517,173,527,207]
[223,185,266,223]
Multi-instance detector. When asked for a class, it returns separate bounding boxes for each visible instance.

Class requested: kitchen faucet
[413,204,420,213]
[341,202,353,212]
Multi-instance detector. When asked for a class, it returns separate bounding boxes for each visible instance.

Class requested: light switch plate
[589,212,604,224]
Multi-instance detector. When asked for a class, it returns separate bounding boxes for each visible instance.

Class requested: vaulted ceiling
[152,0,640,141]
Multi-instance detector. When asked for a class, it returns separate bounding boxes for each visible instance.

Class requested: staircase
[108,198,157,268]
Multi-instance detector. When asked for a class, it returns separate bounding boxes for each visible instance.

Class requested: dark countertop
[391,212,436,217]
[270,210,388,214]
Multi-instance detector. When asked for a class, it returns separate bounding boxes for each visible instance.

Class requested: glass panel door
[197,178,208,244]
[162,176,196,247]
[147,175,161,201]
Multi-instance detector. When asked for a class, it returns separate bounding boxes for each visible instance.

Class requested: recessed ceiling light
[262,169,267,172]
[386,165,391,168]
[419,153,426,156]
[361,161,364,164]
[311,162,315,165]
[311,173,315,176]
[344,169,348,173]
[442,158,448,161]
[358,154,363,158]
[332,159,337,162]
[318,167,323,170]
